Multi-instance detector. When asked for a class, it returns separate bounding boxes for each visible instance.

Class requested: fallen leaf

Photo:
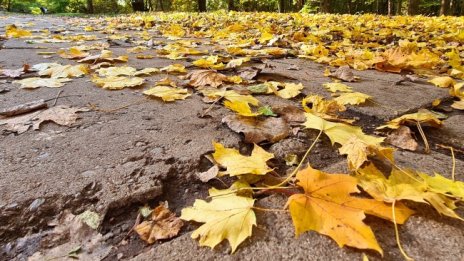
[135,202,183,244]
[226,57,250,69]
[196,165,219,183]
[78,50,128,63]
[451,99,464,110]
[28,210,112,261]
[334,92,371,105]
[428,76,456,88]
[273,105,306,124]
[323,82,353,93]
[181,184,256,253]
[1,64,30,78]
[377,109,443,129]
[143,86,191,102]
[14,77,71,89]
[5,24,32,38]
[39,64,89,79]
[418,173,464,199]
[97,66,137,77]
[303,112,384,146]
[187,70,228,88]
[92,76,144,90]
[212,142,274,176]
[276,83,304,99]
[160,64,187,73]
[193,56,225,70]
[330,65,357,82]
[357,164,462,220]
[302,95,346,119]
[77,210,100,230]
[222,114,291,143]
[288,166,413,254]
[58,47,89,59]
[385,126,418,151]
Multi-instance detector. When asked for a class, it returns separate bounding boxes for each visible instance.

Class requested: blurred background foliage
[0,0,462,16]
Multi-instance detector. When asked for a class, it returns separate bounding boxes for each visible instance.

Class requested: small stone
[28,198,45,212]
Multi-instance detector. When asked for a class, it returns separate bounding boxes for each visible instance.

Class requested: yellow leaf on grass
[180,185,256,253]
[303,112,384,146]
[323,82,353,93]
[288,166,413,254]
[357,164,462,220]
[92,76,144,90]
[377,109,443,129]
[277,83,304,99]
[14,77,71,89]
[334,92,371,105]
[143,86,190,102]
[212,142,273,176]
[428,76,456,88]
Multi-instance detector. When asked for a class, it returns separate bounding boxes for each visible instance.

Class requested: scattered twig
[416,122,430,153]
[0,99,48,117]
[52,90,63,106]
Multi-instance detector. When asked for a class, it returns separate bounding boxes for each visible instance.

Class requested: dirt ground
[1,14,463,261]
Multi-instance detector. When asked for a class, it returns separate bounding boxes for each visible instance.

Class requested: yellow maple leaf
[212,142,273,176]
[97,66,137,77]
[418,173,464,199]
[276,83,304,99]
[143,86,191,102]
[357,164,462,220]
[288,166,413,254]
[428,76,456,88]
[39,64,89,79]
[92,76,144,90]
[323,82,353,93]
[193,56,225,70]
[451,99,464,110]
[14,78,71,89]
[160,64,187,73]
[180,185,256,253]
[339,137,395,170]
[377,109,443,129]
[303,112,384,146]
[334,92,371,105]
[5,24,32,38]
[58,47,89,59]
[449,82,464,98]
[302,95,346,118]
[224,100,261,117]
[225,57,250,69]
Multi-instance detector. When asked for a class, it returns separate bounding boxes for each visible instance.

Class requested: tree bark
[388,0,393,15]
[279,0,285,12]
[440,0,450,15]
[396,0,403,14]
[228,0,235,11]
[86,0,94,13]
[198,0,206,12]
[320,0,330,13]
[408,0,420,15]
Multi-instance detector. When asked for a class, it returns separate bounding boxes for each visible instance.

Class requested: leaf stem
[252,206,288,212]
[392,200,414,261]
[416,122,429,154]
[270,129,323,188]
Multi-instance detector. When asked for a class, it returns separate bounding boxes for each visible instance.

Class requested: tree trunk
[347,0,353,14]
[320,0,330,13]
[198,0,206,12]
[440,0,450,15]
[86,0,94,13]
[388,0,393,15]
[228,0,235,11]
[279,0,285,12]
[408,0,420,15]
[396,0,403,14]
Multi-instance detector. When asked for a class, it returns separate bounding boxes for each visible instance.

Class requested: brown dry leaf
[135,202,183,244]
[187,70,228,88]
[1,64,30,78]
[385,126,418,151]
[0,105,88,134]
[222,114,291,144]
[273,105,306,125]
[329,65,358,82]
[28,210,112,261]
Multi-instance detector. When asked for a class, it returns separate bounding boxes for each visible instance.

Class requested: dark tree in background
[198,0,206,12]
[228,0,235,11]
[86,0,93,13]
[131,0,146,11]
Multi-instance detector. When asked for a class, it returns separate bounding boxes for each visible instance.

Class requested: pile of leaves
[1,11,464,259]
